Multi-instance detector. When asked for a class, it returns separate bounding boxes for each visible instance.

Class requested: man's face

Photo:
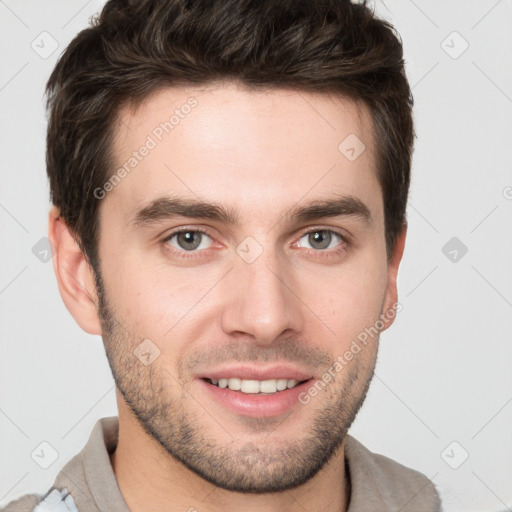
[93,82,400,493]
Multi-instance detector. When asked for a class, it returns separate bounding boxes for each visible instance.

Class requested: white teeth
[228,377,241,390]
[259,380,277,393]
[240,380,260,393]
[209,378,303,394]
[276,378,288,391]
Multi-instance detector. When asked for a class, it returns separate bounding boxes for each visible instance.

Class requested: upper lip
[196,364,315,382]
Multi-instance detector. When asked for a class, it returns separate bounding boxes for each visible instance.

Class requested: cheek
[103,252,220,342]
[307,256,388,346]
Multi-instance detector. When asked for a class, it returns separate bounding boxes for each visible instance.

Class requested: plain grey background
[1,1,511,510]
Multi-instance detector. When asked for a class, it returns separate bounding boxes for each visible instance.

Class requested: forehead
[104,82,380,226]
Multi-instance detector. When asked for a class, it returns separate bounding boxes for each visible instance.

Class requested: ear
[48,206,102,335]
[380,223,407,332]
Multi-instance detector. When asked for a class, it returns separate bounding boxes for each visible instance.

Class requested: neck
[110,407,350,512]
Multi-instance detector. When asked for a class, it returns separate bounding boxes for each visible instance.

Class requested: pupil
[310,230,330,250]
[179,231,200,250]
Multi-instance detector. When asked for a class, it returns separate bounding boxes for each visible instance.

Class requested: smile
[205,378,307,394]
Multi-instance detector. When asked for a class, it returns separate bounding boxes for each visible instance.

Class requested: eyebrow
[130,193,372,228]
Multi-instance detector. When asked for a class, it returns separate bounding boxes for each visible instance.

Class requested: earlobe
[48,206,103,335]
[381,223,407,332]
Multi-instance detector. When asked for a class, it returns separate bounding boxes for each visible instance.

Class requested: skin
[49,81,406,512]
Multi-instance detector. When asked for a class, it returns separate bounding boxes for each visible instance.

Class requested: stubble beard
[94,270,377,494]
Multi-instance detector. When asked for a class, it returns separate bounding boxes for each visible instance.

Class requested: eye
[161,227,348,260]
[163,229,213,252]
[296,229,346,252]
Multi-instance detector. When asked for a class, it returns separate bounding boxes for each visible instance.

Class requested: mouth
[197,371,315,418]
[202,377,309,395]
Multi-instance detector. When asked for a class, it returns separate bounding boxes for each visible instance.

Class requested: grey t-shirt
[2,416,441,511]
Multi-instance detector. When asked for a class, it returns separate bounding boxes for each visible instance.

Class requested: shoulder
[1,417,118,512]
[344,435,442,512]
[1,488,79,512]
[0,493,41,512]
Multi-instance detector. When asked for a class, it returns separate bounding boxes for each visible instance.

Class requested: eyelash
[161,227,350,260]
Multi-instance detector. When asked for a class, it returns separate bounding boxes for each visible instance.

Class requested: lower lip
[197,378,314,418]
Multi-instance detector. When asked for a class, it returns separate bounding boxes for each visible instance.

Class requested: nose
[219,246,304,346]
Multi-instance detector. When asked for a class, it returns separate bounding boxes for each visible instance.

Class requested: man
[3,0,441,510]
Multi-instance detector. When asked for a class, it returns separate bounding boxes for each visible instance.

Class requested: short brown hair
[46,0,414,272]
